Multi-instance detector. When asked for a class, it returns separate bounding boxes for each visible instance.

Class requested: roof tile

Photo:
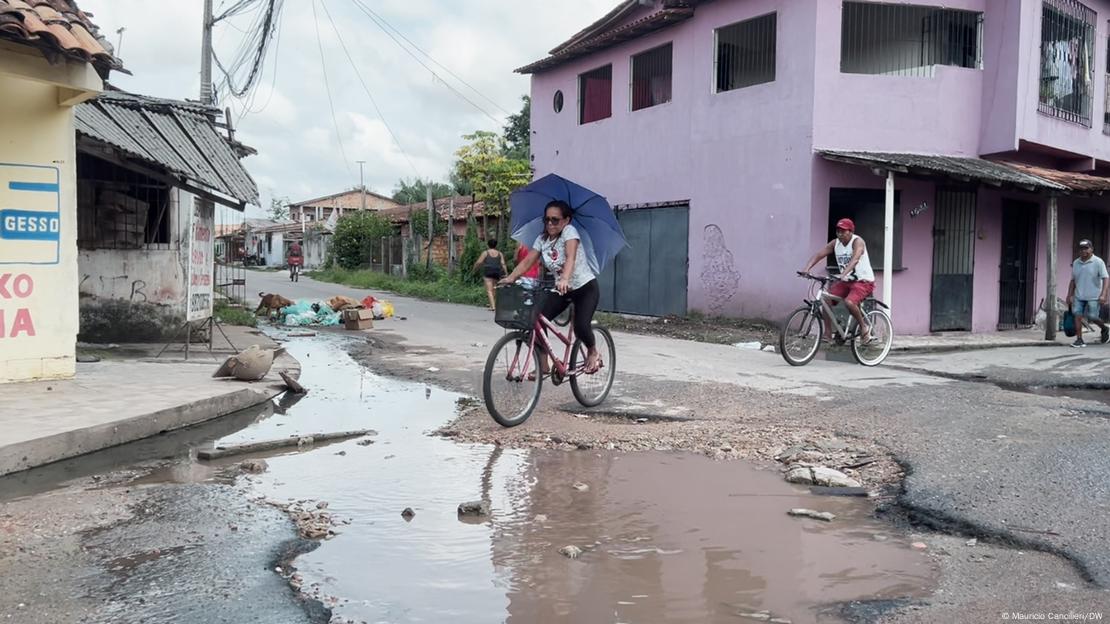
[0,0,121,70]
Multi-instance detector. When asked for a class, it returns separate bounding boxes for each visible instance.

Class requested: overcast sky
[79,0,613,217]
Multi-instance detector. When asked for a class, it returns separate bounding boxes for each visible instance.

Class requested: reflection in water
[220,333,934,623]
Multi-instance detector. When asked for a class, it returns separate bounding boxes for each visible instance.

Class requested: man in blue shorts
[1066,239,1109,348]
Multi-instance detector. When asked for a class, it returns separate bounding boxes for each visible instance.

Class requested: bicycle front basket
[495,284,540,330]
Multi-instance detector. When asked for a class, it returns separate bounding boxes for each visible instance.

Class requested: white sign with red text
[186,198,215,322]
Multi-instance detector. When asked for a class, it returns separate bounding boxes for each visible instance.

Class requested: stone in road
[251,270,1110,609]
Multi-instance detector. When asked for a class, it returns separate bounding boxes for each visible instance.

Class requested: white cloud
[78,0,617,217]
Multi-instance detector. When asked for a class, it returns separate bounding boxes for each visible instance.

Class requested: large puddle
[213,333,934,623]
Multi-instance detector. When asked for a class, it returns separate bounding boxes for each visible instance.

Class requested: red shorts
[828,280,874,306]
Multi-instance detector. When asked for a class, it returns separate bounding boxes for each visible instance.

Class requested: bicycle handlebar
[796,272,831,284]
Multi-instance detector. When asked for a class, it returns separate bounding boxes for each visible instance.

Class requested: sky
[78,0,614,217]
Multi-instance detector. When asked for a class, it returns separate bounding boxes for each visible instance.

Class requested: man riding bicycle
[800,218,875,344]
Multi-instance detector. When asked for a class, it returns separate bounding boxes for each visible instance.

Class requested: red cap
[835,218,855,232]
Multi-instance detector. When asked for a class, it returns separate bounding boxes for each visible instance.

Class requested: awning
[76,91,258,209]
[818,150,1069,193]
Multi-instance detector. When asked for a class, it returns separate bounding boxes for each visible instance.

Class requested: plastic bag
[1062,310,1076,337]
[381,301,394,318]
[361,295,377,309]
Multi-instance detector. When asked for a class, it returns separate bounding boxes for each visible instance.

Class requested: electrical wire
[312,0,355,180]
[347,0,503,125]
[213,0,283,100]
[347,0,511,117]
[319,0,421,180]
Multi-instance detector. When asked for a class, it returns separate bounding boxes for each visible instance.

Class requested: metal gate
[998,201,1038,329]
[598,204,689,317]
[930,189,977,331]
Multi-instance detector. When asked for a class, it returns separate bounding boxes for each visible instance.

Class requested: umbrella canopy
[509,174,627,274]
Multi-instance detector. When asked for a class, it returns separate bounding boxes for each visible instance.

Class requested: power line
[347,0,511,117]
[213,0,283,99]
[319,1,421,180]
[312,0,354,181]
[347,0,503,126]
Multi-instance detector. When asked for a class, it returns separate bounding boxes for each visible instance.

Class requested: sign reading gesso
[0,163,61,339]
[186,198,214,322]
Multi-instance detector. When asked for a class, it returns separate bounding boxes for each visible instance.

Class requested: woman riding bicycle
[499,200,602,374]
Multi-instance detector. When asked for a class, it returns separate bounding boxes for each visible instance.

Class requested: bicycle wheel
[483,331,543,427]
[779,306,823,366]
[570,325,615,407]
[851,309,893,367]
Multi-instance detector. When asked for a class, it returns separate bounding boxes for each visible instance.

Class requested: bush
[407,262,446,283]
[458,212,484,284]
[310,267,487,307]
[332,212,394,269]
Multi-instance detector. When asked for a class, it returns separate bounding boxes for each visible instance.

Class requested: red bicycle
[482,283,616,427]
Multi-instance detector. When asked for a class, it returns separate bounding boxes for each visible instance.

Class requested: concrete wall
[0,72,83,382]
[531,0,819,320]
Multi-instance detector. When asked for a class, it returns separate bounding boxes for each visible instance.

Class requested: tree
[269,196,290,221]
[454,131,531,244]
[391,178,454,205]
[458,211,484,284]
[331,211,394,269]
[503,95,530,160]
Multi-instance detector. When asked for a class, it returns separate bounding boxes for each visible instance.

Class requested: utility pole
[1045,195,1059,341]
[200,0,214,105]
[426,183,434,269]
[356,160,367,212]
[448,196,456,272]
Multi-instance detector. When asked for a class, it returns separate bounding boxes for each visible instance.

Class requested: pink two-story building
[520,0,1110,335]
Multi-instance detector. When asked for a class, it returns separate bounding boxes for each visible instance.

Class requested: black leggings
[540,279,600,349]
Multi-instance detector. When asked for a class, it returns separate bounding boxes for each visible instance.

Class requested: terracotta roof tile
[0,0,122,71]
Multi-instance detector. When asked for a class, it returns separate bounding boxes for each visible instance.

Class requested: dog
[255,291,294,318]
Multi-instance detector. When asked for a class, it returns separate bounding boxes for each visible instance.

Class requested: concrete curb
[890,341,1060,354]
[0,386,279,477]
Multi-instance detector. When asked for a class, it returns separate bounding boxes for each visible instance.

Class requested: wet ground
[212,332,936,623]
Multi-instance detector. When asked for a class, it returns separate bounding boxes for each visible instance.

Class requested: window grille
[715,13,777,92]
[1039,0,1095,126]
[77,153,173,250]
[579,65,613,124]
[631,43,673,111]
[841,2,983,77]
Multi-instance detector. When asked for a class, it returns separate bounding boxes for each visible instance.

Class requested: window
[579,65,612,124]
[1040,0,1095,126]
[631,43,672,110]
[841,2,983,77]
[553,90,564,113]
[715,13,776,92]
[76,152,172,249]
[827,189,903,270]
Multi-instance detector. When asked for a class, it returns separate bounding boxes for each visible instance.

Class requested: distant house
[522,0,1110,334]
[289,188,400,226]
[75,90,258,342]
[0,0,119,382]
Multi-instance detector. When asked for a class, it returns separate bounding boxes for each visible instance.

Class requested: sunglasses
[544,216,565,224]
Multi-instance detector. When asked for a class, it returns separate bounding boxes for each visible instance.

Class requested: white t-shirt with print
[534,224,596,291]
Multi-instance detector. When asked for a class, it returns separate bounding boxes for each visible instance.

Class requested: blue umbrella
[509,173,626,275]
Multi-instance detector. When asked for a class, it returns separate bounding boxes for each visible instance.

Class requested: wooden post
[380,236,386,274]
[426,184,434,269]
[883,170,895,309]
[1045,195,1059,341]
[448,197,456,272]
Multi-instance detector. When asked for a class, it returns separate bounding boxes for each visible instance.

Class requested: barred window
[841,2,983,77]
[1038,0,1096,126]
[631,43,673,111]
[715,13,776,92]
[579,64,613,124]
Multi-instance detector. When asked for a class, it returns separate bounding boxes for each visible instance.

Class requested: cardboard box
[343,308,373,330]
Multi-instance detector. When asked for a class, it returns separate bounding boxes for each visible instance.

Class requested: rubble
[457,501,491,517]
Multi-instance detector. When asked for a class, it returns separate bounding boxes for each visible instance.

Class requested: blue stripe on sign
[0,210,61,241]
[8,181,60,193]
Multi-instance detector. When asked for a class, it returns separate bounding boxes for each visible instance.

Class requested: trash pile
[279,295,394,327]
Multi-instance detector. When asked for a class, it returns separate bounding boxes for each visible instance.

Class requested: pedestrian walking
[474,239,508,311]
[1066,239,1110,347]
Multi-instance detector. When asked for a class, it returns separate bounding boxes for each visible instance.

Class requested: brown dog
[255,291,294,318]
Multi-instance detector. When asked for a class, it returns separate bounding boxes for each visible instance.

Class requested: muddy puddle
[200,332,934,623]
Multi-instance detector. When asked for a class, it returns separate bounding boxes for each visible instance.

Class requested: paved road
[251,269,1110,593]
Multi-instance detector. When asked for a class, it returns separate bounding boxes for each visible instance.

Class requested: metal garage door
[598,204,689,316]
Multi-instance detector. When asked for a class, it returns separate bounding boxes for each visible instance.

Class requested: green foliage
[391,178,454,205]
[331,211,394,269]
[453,131,531,226]
[214,302,257,327]
[410,211,449,239]
[269,196,290,221]
[310,268,487,307]
[502,95,530,160]
[458,212,484,284]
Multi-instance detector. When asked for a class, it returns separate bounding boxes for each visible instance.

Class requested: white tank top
[834,234,874,282]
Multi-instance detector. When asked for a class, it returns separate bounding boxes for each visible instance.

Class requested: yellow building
[0,1,120,382]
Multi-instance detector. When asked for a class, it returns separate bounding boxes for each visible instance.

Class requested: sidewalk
[893,327,1062,352]
[0,324,297,477]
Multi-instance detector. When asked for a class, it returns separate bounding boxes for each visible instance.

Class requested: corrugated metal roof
[76,91,258,207]
[818,151,1069,192]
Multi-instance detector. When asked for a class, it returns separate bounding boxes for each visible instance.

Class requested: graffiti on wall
[700,224,741,314]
